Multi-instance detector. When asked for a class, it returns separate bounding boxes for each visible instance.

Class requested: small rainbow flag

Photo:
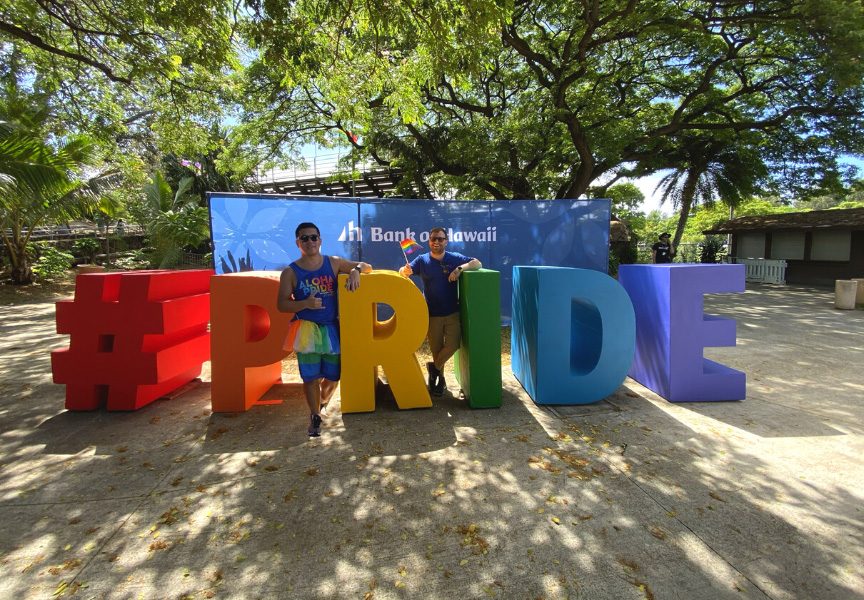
[400,238,423,255]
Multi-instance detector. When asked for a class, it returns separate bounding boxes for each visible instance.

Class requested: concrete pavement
[0,283,862,599]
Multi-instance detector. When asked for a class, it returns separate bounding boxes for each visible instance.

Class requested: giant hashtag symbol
[51,269,213,410]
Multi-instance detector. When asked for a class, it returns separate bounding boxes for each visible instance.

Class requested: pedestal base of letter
[455,269,502,408]
[617,264,746,402]
[210,272,293,412]
[339,271,431,413]
[511,267,635,405]
[52,270,213,411]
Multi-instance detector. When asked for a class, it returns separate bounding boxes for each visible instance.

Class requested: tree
[652,135,769,250]
[680,198,797,244]
[227,0,864,202]
[0,0,241,167]
[599,183,645,221]
[5,0,863,207]
[793,178,864,210]
[0,87,119,283]
[142,172,210,268]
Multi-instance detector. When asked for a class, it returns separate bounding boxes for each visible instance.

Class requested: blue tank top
[289,256,338,325]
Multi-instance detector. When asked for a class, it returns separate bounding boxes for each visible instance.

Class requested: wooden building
[703,207,864,286]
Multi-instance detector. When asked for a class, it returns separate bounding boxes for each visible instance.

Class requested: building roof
[703,207,864,234]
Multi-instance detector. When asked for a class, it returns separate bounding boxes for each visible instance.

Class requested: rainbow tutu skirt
[284,319,341,355]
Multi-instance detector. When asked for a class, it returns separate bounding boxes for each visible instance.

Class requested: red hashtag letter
[51,270,213,410]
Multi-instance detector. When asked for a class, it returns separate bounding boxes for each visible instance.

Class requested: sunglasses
[430,236,447,242]
[298,234,320,242]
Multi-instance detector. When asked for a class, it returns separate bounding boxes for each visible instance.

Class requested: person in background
[652,232,676,264]
[399,227,481,396]
[277,222,371,437]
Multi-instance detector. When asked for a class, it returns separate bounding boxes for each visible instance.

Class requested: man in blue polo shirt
[399,227,481,395]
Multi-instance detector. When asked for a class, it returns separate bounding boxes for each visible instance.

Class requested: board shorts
[284,319,341,383]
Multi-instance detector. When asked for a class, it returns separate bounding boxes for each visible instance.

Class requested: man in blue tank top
[399,227,481,396]
[277,222,371,437]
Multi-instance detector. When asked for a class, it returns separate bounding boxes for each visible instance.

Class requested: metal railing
[178,253,212,269]
[254,151,388,184]
[4,223,145,241]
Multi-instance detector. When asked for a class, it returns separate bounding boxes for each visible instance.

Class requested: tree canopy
[1,0,863,204]
[227,0,864,200]
[0,0,241,161]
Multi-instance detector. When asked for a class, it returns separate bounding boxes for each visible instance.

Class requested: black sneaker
[308,413,322,437]
[426,362,439,391]
[432,373,446,396]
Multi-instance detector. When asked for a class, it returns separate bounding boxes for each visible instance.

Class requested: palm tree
[0,88,118,283]
[143,172,210,268]
[654,137,768,253]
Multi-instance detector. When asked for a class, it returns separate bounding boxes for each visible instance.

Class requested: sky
[632,173,670,216]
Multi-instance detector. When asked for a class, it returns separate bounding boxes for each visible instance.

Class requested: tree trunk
[672,169,700,256]
[10,241,33,284]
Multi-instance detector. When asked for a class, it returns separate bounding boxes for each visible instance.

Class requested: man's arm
[332,256,372,292]
[448,258,482,282]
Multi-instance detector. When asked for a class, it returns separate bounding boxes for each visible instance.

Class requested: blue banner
[208,194,610,322]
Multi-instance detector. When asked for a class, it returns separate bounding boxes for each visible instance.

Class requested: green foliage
[832,200,864,210]
[652,134,770,249]
[109,236,129,252]
[72,237,101,261]
[1,0,240,163]
[30,244,73,280]
[608,252,621,278]
[153,206,210,251]
[4,0,864,238]
[228,0,864,202]
[604,183,645,221]
[677,199,798,244]
[113,250,153,271]
[631,210,678,249]
[140,171,210,268]
[0,84,120,283]
[793,178,864,210]
[698,236,725,264]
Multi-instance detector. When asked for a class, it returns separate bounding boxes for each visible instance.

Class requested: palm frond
[144,171,174,213]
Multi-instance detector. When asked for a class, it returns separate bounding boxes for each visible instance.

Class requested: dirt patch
[0,271,77,304]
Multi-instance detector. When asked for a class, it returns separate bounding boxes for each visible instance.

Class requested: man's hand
[345,269,361,292]
[306,291,323,310]
[399,264,413,277]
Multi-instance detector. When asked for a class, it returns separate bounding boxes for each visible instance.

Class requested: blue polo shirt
[408,251,474,317]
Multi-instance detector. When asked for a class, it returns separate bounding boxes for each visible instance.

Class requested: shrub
[114,250,153,271]
[72,237,102,263]
[699,236,725,264]
[108,236,129,252]
[31,246,74,280]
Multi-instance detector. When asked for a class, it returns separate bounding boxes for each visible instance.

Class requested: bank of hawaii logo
[338,220,362,242]
[338,221,497,243]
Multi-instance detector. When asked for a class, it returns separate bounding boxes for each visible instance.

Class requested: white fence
[730,257,787,284]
